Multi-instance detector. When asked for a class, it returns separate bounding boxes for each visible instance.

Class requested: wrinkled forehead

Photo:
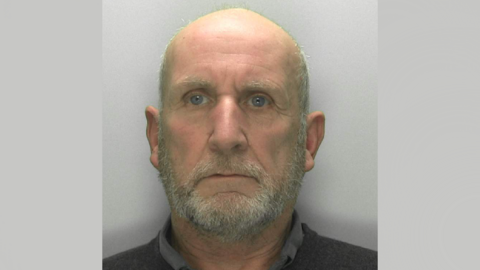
[175,27,288,60]
[164,10,301,85]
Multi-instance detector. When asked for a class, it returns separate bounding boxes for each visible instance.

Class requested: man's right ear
[145,106,160,168]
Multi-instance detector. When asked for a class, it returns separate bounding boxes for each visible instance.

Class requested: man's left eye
[249,96,269,107]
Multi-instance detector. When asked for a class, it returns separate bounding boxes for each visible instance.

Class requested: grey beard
[157,117,307,243]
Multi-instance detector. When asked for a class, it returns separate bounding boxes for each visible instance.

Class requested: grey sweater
[103,224,377,269]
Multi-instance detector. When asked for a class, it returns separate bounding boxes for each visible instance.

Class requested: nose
[208,97,247,153]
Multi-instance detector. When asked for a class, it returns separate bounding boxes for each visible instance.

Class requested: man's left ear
[304,111,325,172]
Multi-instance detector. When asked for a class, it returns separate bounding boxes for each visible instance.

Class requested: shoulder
[290,223,377,269]
[103,236,168,270]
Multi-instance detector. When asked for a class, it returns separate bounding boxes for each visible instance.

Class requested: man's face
[156,12,307,242]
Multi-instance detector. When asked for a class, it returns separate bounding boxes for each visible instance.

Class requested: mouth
[209,173,248,178]
[193,172,260,196]
[193,173,258,187]
[204,174,260,185]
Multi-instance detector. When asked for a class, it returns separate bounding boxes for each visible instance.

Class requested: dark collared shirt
[159,211,304,270]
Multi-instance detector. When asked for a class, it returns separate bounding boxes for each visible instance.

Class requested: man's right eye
[189,95,208,105]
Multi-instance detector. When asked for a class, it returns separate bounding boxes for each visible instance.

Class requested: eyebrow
[172,76,214,91]
[241,80,284,93]
[172,77,286,98]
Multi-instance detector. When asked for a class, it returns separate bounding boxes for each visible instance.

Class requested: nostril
[208,129,248,153]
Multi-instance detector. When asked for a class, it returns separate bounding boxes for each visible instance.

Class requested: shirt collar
[159,215,190,270]
[276,210,304,268]
[159,210,304,270]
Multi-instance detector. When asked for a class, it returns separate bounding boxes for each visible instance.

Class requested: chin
[176,190,285,243]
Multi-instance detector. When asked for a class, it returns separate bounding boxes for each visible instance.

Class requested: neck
[170,205,294,270]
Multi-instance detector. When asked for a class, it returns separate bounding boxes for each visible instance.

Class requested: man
[104,8,377,270]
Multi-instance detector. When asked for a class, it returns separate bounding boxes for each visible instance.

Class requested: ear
[304,111,325,172]
[145,106,160,168]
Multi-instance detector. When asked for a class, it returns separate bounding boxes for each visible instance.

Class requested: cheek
[250,121,298,172]
[163,114,207,172]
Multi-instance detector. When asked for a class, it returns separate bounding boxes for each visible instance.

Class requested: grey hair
[297,48,310,119]
[158,49,169,111]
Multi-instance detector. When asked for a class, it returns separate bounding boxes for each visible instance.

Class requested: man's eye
[249,96,269,107]
[189,95,208,105]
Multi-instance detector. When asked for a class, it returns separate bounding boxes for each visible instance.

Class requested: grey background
[379,1,480,268]
[4,0,479,269]
[103,0,377,258]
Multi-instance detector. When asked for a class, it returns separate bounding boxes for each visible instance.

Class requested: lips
[202,174,259,185]
[194,174,250,185]
[209,174,248,178]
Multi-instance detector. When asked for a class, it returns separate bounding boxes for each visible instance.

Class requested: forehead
[166,11,300,88]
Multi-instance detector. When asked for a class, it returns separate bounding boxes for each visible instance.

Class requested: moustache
[187,156,267,187]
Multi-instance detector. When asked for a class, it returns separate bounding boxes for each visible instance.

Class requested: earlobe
[304,111,325,172]
[304,152,315,172]
[145,106,160,168]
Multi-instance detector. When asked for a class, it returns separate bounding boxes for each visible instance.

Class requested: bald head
[159,8,309,117]
[170,9,298,55]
